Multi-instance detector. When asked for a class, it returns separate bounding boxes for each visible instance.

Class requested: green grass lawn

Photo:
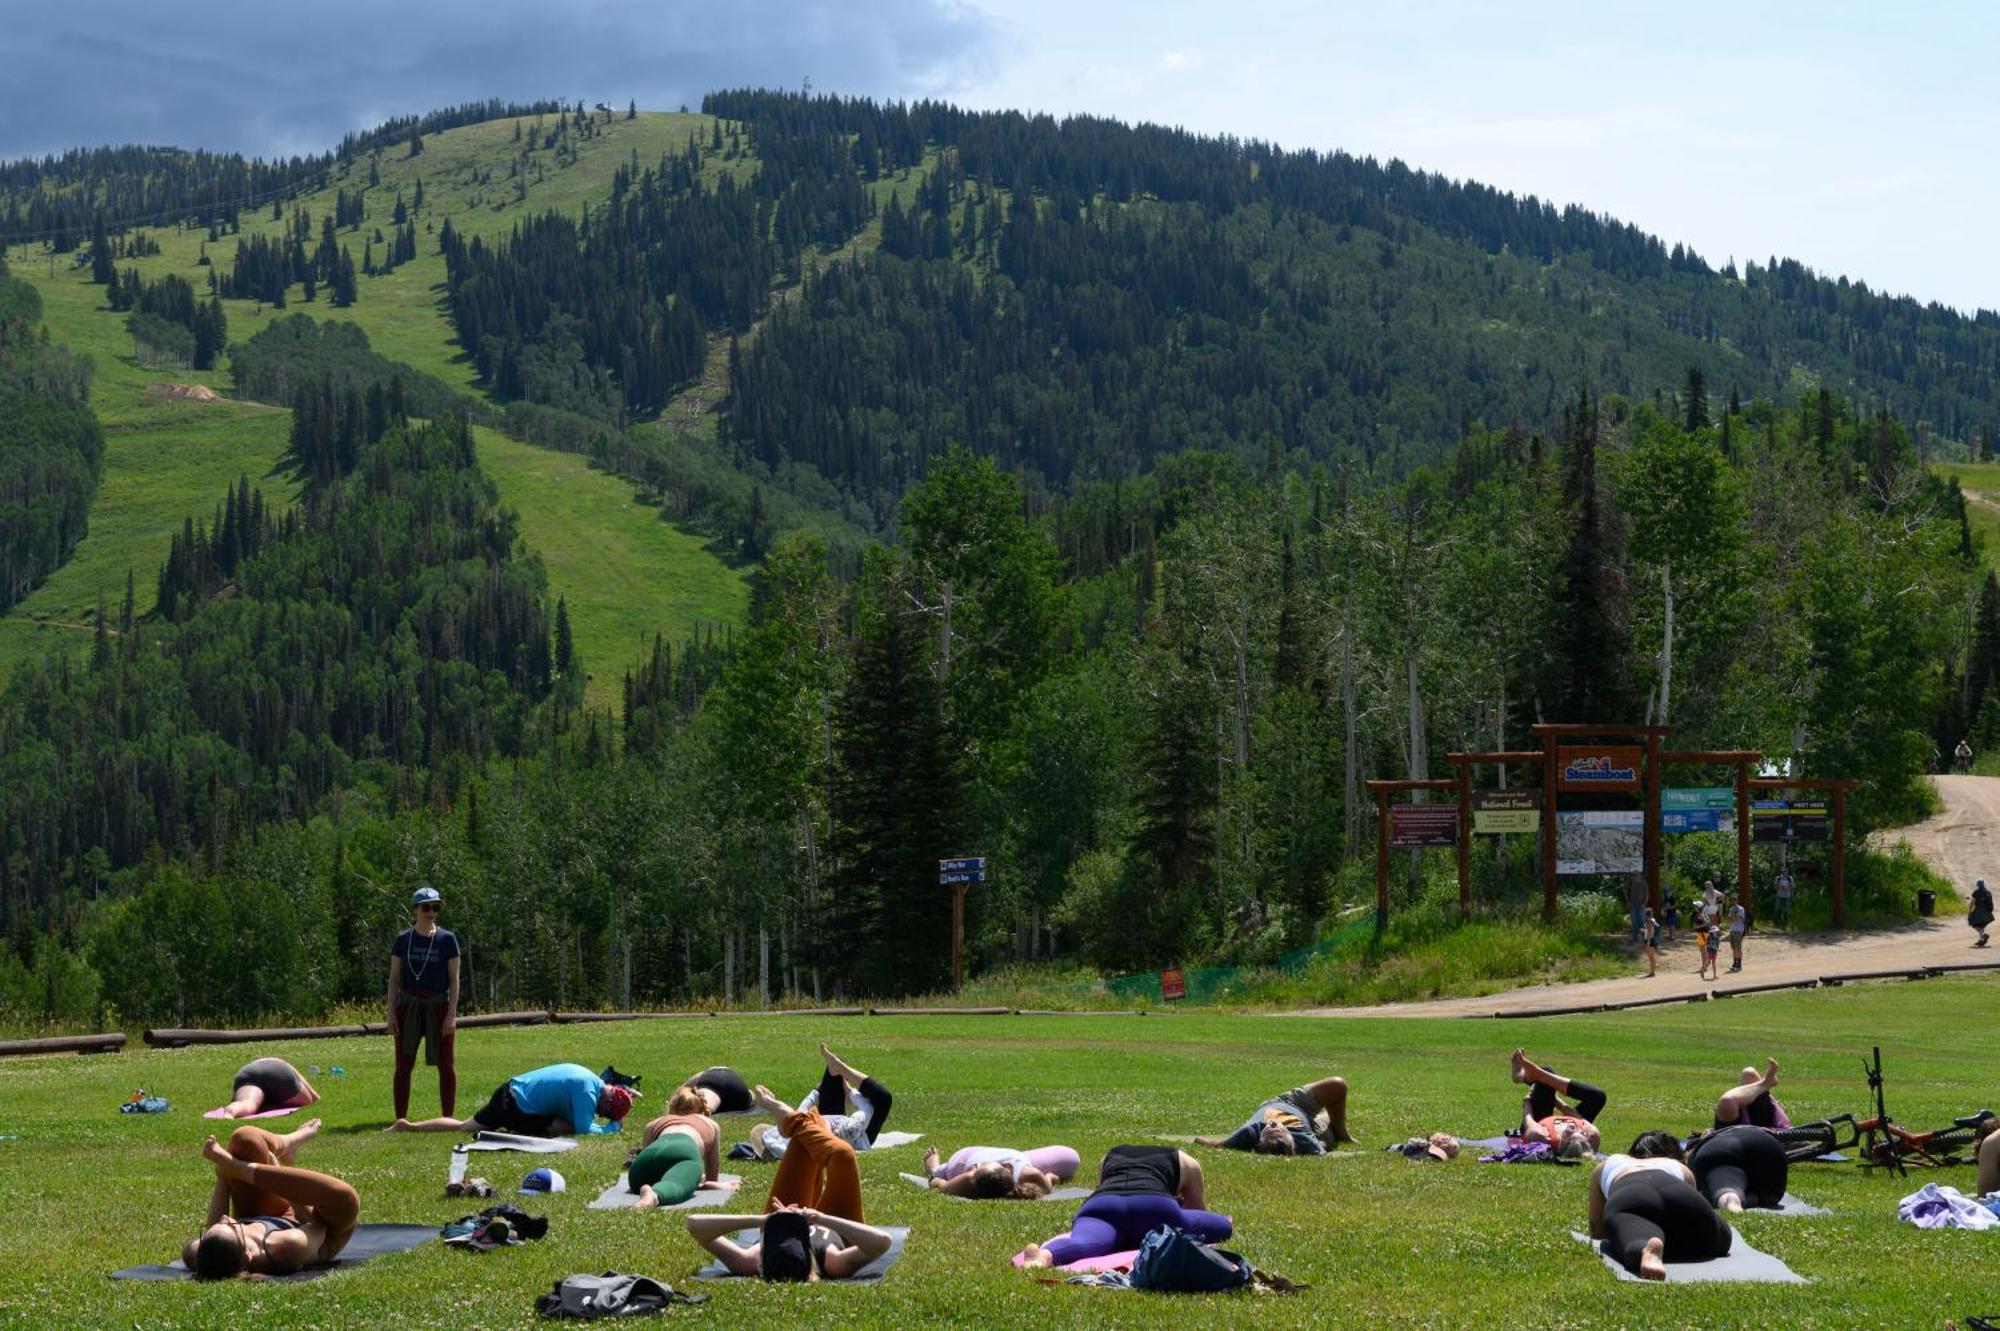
[478,426,749,706]
[1935,460,2000,575]
[1,111,754,697]
[3,977,1995,1328]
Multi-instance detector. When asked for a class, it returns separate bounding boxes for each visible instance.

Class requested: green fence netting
[1093,915,1378,1006]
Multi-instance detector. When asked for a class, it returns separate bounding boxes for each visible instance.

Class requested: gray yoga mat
[464,1130,577,1153]
[112,1224,436,1282]
[1766,1192,1830,1217]
[589,1172,743,1211]
[1570,1229,1807,1284]
[898,1171,1090,1201]
[693,1225,909,1283]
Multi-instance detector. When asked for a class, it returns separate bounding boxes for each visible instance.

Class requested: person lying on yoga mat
[1513,1048,1606,1159]
[1191,1075,1353,1155]
[219,1057,320,1119]
[1712,1058,1791,1130]
[1016,1144,1227,1269]
[681,1066,753,1115]
[1586,1132,1733,1281]
[920,1144,1081,1199]
[752,1044,893,1159]
[686,1084,893,1280]
[1654,1125,1790,1212]
[387,1062,635,1136]
[182,1121,358,1279]
[625,1089,739,1208]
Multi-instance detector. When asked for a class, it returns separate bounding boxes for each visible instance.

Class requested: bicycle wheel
[1774,1123,1839,1163]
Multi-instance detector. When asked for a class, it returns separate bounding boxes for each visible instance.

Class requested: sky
[3,1,1994,312]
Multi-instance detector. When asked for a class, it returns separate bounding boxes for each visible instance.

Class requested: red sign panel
[1160,968,1187,1002]
[1388,803,1459,848]
[1557,745,1644,793]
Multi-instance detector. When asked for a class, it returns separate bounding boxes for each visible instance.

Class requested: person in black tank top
[183,1121,359,1279]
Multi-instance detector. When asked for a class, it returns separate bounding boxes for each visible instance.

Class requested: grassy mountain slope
[0,112,750,701]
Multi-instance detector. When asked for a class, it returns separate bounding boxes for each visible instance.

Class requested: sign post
[939,857,987,990]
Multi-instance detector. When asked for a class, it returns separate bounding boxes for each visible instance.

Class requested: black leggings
[814,1069,893,1144]
[1529,1073,1607,1122]
[1602,1173,1733,1274]
[1690,1126,1787,1208]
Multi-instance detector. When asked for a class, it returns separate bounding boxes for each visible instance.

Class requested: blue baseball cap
[411,885,442,907]
[519,1167,566,1194]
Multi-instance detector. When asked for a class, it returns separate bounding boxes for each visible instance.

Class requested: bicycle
[1782,1047,1993,1175]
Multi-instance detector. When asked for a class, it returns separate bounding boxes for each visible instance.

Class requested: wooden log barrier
[0,1031,128,1057]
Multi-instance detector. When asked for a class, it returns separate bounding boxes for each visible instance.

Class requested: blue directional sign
[940,870,986,885]
[940,857,987,873]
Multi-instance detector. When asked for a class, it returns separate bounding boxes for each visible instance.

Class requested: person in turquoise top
[389,1062,636,1136]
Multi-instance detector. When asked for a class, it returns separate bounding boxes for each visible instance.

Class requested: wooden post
[1734,758,1752,910]
[1541,730,1559,921]
[951,882,965,991]
[1375,786,1391,932]
[1644,733,1663,910]
[1832,787,1847,928]
[1455,757,1472,919]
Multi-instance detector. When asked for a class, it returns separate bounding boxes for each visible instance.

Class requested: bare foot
[1018,1242,1052,1270]
[635,1185,659,1208]
[1763,1057,1779,1087]
[1638,1236,1667,1282]
[1510,1048,1528,1084]
[201,1136,247,1178]
[1719,1192,1744,1214]
[751,1085,791,1118]
[385,1118,413,1132]
[922,1146,941,1175]
[286,1118,323,1150]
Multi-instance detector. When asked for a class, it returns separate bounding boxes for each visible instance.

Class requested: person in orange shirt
[1513,1048,1606,1159]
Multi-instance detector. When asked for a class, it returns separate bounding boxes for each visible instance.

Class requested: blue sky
[4,1,1993,311]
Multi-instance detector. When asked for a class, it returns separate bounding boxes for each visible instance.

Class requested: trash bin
[1917,889,1936,917]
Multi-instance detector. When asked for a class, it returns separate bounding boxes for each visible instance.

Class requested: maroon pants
[392,995,457,1118]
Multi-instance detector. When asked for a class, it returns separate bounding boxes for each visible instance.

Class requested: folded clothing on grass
[693,1226,910,1283]
[1569,1230,1807,1284]
[112,1224,436,1281]
[464,1131,578,1153]
[586,1172,742,1211]
[897,1171,1090,1201]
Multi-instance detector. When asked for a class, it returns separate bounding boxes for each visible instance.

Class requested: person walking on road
[1642,907,1660,978]
[1772,869,1794,927]
[1971,878,1995,948]
[1726,902,1747,973]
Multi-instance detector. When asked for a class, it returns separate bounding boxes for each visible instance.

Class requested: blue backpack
[1129,1226,1251,1293]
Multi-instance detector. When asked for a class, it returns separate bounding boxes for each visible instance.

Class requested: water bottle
[449,1145,469,1186]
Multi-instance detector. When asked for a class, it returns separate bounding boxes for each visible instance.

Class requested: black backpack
[536,1272,704,1318]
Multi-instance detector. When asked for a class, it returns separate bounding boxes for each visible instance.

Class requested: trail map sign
[1557,746,1644,793]
[1471,789,1541,834]
[1388,803,1458,848]
[1556,810,1644,874]
[1661,787,1736,835]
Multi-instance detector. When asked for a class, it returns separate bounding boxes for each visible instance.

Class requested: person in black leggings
[1686,1125,1788,1212]
[1513,1049,1608,1158]
[1590,1130,1733,1280]
[755,1045,894,1158]
[683,1066,753,1114]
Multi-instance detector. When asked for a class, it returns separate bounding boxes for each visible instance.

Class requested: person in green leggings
[627,1087,737,1208]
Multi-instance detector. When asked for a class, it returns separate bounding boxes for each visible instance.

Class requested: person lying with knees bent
[625,1088,738,1208]
[218,1057,320,1119]
[1587,1130,1733,1281]
[686,1084,893,1280]
[921,1144,1081,1199]
[1192,1075,1353,1155]
[680,1066,753,1115]
[1514,1048,1607,1159]
[1017,1145,1228,1269]
[183,1121,358,1279]
[388,1062,634,1136]
[751,1044,894,1159]
[1712,1057,1790,1131]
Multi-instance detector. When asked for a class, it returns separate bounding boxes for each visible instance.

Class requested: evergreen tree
[1683,365,1710,431]
[555,596,574,676]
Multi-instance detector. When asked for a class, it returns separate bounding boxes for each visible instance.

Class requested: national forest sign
[1471,789,1541,835]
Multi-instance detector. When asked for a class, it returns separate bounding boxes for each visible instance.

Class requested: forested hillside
[0,260,102,615]
[0,95,1988,1027]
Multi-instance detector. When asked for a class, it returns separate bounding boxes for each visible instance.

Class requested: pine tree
[408,130,423,159]
[554,597,574,676]
[1683,364,1710,431]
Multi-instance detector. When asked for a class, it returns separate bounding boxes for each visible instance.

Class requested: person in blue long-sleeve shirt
[388,1062,635,1136]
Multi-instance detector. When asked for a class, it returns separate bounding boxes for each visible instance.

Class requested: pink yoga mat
[1012,1235,1140,1272]
[203,1106,300,1120]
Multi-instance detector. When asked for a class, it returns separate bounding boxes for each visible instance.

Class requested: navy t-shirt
[392,926,460,994]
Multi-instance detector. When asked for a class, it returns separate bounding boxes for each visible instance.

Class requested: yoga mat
[868,1131,924,1149]
[112,1224,436,1282]
[694,1226,909,1283]
[1463,1135,1517,1152]
[1011,1236,1138,1273]
[898,1172,1090,1201]
[1570,1229,1807,1284]
[1764,1192,1830,1217]
[463,1131,577,1153]
[588,1172,743,1211]
[203,1105,300,1121]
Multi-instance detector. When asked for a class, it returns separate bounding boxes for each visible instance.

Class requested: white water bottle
[449,1145,469,1186]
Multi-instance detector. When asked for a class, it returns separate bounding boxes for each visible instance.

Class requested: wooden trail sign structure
[1369,724,1857,930]
[939,857,986,989]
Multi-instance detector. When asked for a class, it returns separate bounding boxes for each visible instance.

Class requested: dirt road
[1290,776,1998,1017]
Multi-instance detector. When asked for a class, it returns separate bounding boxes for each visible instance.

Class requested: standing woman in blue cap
[388,885,460,1121]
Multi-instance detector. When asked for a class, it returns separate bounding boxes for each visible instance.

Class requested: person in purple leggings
[1016,1145,1229,1268]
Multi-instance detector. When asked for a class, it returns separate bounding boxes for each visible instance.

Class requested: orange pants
[224,1126,361,1260]
[765,1109,864,1221]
